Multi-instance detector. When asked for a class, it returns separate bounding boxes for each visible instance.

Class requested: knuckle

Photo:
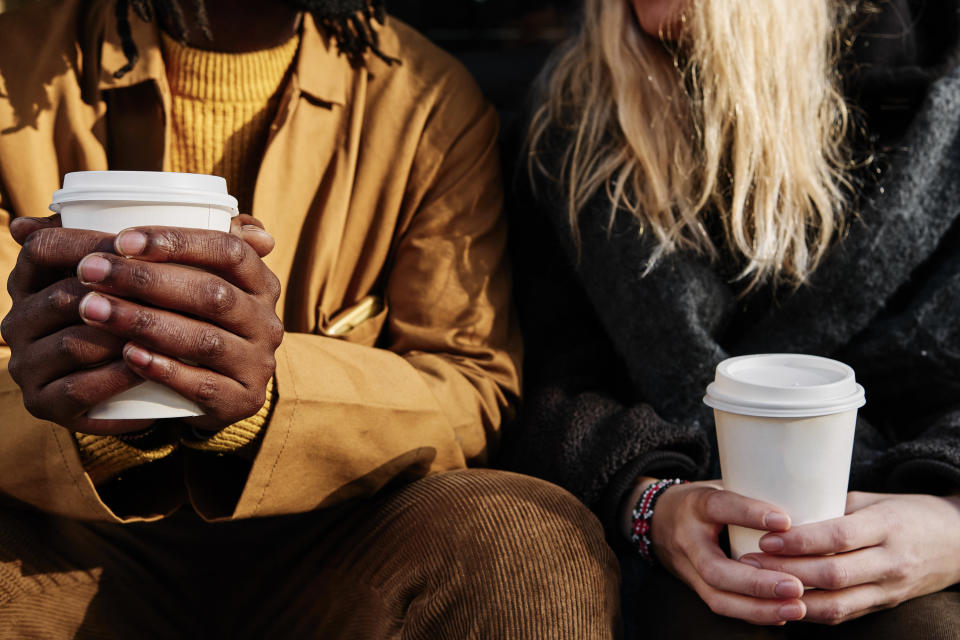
[245,388,267,415]
[128,263,154,289]
[21,234,42,263]
[821,563,850,589]
[831,523,856,550]
[205,280,237,315]
[699,489,721,520]
[0,313,15,344]
[22,394,48,420]
[886,554,914,584]
[61,375,89,408]
[822,603,848,625]
[698,561,721,587]
[46,286,77,315]
[196,330,226,361]
[887,563,909,584]
[220,234,247,267]
[703,594,724,617]
[261,353,277,376]
[882,507,905,536]
[157,228,189,257]
[668,530,687,556]
[748,575,768,597]
[265,272,281,301]
[152,357,177,384]
[194,373,220,406]
[55,332,77,359]
[130,309,156,336]
[6,354,25,384]
[266,316,284,347]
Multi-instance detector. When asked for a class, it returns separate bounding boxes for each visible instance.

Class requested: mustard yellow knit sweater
[75,33,299,485]
[164,31,300,210]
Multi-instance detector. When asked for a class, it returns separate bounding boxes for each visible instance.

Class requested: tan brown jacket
[0,0,520,522]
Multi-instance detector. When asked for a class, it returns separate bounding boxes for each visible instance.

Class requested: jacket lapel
[251,15,358,332]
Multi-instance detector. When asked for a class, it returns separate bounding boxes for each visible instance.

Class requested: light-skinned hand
[741,491,960,624]
[622,478,808,625]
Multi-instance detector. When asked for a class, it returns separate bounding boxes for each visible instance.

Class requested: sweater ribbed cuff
[75,378,276,483]
[74,430,179,486]
[181,377,275,460]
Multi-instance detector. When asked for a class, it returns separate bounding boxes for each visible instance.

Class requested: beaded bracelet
[630,478,688,564]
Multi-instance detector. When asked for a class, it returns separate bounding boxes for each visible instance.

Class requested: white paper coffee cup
[50,171,239,420]
[703,354,866,559]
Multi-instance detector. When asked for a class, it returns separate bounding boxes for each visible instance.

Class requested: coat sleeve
[194,96,522,520]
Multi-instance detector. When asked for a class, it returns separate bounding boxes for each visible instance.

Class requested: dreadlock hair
[113,0,395,79]
[315,0,397,67]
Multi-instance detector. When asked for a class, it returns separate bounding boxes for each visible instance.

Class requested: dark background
[390,0,578,132]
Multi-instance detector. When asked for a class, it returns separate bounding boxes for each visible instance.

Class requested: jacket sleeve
[191,98,522,520]
[500,171,710,544]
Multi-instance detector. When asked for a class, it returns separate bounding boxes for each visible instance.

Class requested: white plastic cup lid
[703,353,866,417]
[50,171,238,214]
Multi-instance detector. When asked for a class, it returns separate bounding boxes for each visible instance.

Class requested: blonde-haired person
[505,0,960,635]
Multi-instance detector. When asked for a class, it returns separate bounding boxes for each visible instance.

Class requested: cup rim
[703,353,866,417]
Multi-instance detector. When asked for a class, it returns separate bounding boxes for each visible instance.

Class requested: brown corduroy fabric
[0,470,622,639]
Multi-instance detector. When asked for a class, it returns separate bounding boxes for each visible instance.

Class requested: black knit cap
[113,0,396,79]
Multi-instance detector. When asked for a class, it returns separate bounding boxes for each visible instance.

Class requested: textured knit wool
[161,31,300,211]
[74,432,178,485]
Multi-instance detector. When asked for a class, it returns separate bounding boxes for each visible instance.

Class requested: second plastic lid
[50,171,238,213]
[703,353,866,417]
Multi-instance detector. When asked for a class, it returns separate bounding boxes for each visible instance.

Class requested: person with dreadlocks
[0,0,621,637]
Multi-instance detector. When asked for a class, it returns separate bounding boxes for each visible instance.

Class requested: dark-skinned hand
[2,213,280,435]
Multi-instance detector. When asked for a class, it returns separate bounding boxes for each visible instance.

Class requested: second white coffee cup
[50,171,239,420]
[703,354,866,559]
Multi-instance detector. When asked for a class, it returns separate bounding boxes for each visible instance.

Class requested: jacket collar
[94,5,348,106]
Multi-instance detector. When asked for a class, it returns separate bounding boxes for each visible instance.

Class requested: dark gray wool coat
[501,0,960,546]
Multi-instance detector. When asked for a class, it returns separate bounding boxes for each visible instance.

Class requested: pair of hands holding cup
[1,214,283,435]
[625,478,960,626]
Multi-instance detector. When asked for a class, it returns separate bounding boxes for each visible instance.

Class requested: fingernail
[778,603,804,620]
[77,255,111,283]
[764,512,791,530]
[740,557,762,569]
[242,225,273,238]
[123,344,152,368]
[116,231,147,257]
[760,535,785,552]
[79,293,111,322]
[775,581,802,599]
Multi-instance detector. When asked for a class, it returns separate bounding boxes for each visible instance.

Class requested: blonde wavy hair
[528,0,856,289]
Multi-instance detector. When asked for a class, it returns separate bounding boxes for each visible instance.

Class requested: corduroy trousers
[0,469,622,639]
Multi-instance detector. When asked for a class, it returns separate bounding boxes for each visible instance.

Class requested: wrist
[629,478,689,564]
[621,476,660,540]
